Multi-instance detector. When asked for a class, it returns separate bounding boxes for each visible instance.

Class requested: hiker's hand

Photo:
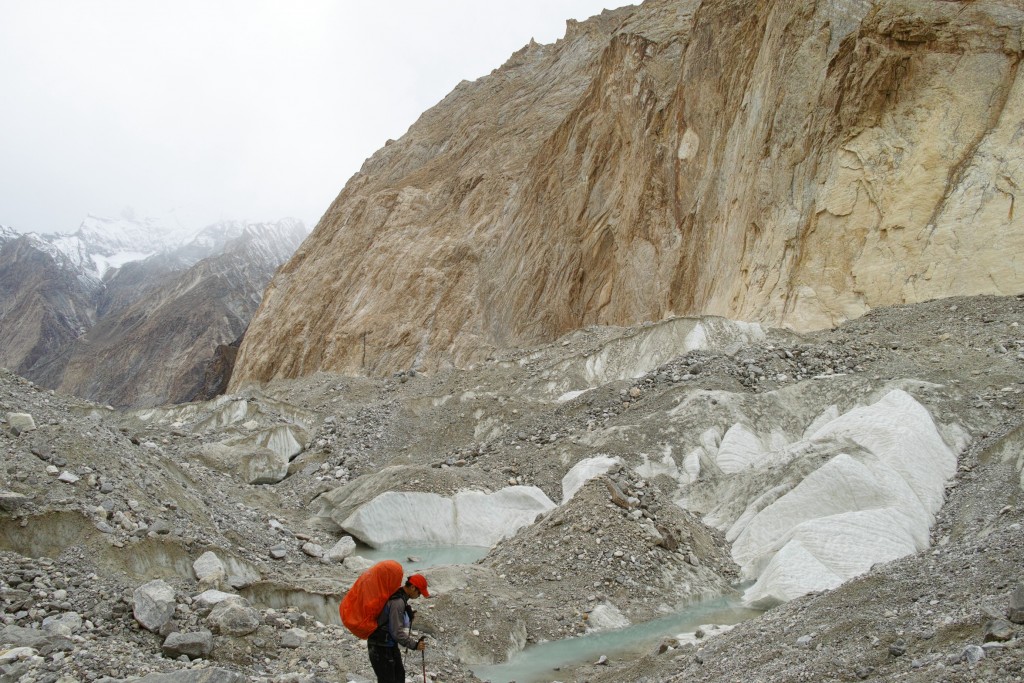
[415,639,426,651]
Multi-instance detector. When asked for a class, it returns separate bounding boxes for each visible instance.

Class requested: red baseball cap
[408,574,430,597]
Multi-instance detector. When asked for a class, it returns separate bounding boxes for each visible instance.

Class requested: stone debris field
[1,295,1023,683]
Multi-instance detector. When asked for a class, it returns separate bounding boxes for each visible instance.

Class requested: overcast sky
[0,1,629,235]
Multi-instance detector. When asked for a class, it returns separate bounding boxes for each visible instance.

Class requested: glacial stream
[472,594,762,683]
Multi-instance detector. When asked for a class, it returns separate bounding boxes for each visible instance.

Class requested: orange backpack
[340,560,404,639]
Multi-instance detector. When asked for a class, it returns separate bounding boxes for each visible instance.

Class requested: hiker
[366,573,430,683]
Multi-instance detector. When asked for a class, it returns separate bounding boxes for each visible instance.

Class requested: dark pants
[368,642,405,683]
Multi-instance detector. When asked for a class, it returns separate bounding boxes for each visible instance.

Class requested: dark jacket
[369,589,418,649]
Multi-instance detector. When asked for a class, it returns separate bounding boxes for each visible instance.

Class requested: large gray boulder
[161,630,214,660]
[325,535,357,563]
[193,551,228,588]
[133,580,176,633]
[0,625,49,648]
[195,442,245,472]
[207,600,261,636]
[42,612,82,637]
[1009,585,1024,624]
[5,412,36,435]
[241,446,289,485]
[193,589,239,609]
[0,491,29,512]
[280,627,308,648]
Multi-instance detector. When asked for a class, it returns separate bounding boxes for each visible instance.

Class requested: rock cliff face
[231,0,1024,387]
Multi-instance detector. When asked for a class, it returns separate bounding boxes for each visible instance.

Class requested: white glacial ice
[341,486,556,548]
[561,455,622,503]
[726,390,958,607]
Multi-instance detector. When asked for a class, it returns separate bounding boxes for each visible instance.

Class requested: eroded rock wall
[231,0,1024,387]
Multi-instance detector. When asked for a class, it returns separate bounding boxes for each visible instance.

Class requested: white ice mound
[562,455,622,503]
[715,424,769,474]
[341,486,556,548]
[535,316,765,399]
[732,390,957,607]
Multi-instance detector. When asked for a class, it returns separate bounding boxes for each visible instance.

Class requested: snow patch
[91,250,154,279]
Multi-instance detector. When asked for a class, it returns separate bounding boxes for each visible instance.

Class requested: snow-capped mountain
[0,216,309,408]
[11,212,199,282]
[75,211,197,253]
[7,214,309,285]
[170,218,307,268]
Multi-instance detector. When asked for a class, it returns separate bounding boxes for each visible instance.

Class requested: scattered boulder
[193,590,240,609]
[343,555,375,573]
[603,477,630,510]
[133,580,176,633]
[325,536,356,562]
[0,491,28,512]
[148,518,172,535]
[207,600,261,636]
[1009,585,1024,624]
[301,542,324,558]
[586,603,629,632]
[193,551,228,588]
[0,625,72,652]
[281,627,308,648]
[6,412,36,435]
[161,630,214,660]
[983,619,1014,642]
[0,646,36,664]
[961,644,985,665]
[41,612,82,637]
[242,446,289,485]
[656,637,679,654]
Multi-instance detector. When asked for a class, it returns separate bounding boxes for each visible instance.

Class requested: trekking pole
[419,636,426,683]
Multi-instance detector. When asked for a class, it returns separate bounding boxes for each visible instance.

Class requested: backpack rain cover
[340,559,404,639]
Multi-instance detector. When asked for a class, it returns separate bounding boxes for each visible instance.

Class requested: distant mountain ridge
[0,216,308,407]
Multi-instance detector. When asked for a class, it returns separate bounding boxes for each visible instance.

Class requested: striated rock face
[231,0,1024,387]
